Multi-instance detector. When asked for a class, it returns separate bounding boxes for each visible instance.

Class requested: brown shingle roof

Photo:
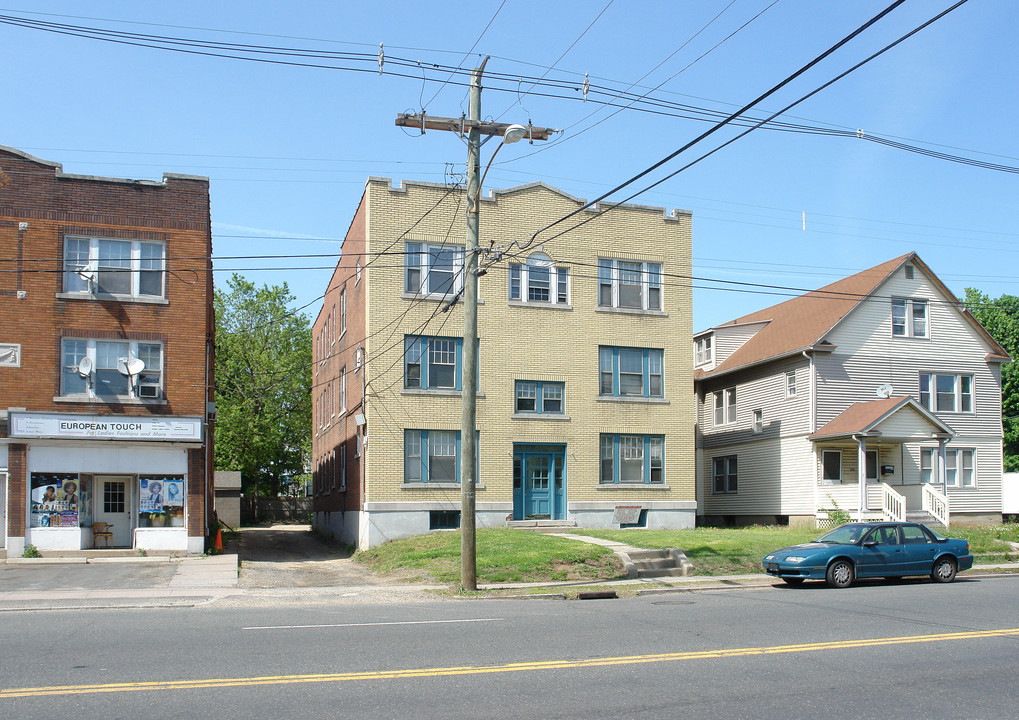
[698,254,910,378]
[809,397,953,440]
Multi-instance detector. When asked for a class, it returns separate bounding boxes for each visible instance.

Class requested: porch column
[857,435,867,521]
[937,436,948,494]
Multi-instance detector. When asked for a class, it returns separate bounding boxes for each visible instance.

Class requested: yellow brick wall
[361,178,694,506]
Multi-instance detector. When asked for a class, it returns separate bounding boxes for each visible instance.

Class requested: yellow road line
[3,627,1017,699]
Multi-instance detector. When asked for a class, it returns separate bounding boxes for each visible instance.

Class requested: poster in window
[30,473,79,528]
[139,475,185,527]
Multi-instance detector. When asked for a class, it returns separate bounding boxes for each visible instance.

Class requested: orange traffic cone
[214,529,223,552]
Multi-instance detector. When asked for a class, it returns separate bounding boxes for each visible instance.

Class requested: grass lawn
[354,528,624,585]
[569,526,819,575]
[353,523,1019,586]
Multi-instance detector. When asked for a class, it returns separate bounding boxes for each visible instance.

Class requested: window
[921,448,934,483]
[600,434,664,484]
[63,236,165,299]
[404,242,465,296]
[355,260,362,284]
[904,264,915,280]
[508,254,569,305]
[712,455,737,494]
[891,298,928,338]
[920,448,980,489]
[694,336,712,366]
[786,371,797,397]
[752,409,763,434]
[404,336,464,390]
[945,448,975,488]
[713,388,736,426]
[61,338,163,400]
[340,367,347,412]
[404,430,476,484]
[598,258,662,311]
[338,444,346,492]
[599,346,664,398]
[822,450,842,483]
[919,373,973,413]
[514,380,565,415]
[340,288,346,336]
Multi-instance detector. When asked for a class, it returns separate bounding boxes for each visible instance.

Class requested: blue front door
[513,446,566,521]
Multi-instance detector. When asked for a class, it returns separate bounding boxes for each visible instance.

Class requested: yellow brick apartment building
[312,178,694,548]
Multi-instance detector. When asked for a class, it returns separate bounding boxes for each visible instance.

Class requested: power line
[524,0,970,255]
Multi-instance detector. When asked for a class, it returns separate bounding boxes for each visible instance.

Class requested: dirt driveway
[232,524,394,589]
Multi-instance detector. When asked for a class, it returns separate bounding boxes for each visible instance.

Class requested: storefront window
[138,475,185,527]
[30,473,80,527]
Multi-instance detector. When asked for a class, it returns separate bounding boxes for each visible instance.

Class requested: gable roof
[696,254,909,379]
[808,397,953,440]
[696,252,1011,380]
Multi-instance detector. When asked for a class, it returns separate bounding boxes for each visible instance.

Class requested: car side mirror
[863,540,878,548]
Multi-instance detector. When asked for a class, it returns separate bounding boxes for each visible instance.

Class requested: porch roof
[809,396,954,442]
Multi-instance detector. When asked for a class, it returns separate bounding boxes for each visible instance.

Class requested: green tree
[963,289,1018,471]
[214,274,313,497]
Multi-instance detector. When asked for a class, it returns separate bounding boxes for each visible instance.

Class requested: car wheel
[826,560,854,588]
[782,577,805,586]
[931,556,957,583]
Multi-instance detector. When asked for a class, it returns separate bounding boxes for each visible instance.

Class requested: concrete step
[619,547,693,579]
[506,520,577,532]
[637,567,689,578]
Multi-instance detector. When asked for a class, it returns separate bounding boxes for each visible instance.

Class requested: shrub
[21,544,42,558]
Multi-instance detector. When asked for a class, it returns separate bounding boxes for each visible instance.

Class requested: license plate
[768,563,779,572]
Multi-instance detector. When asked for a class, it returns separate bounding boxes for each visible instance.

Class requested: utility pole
[396,58,554,591]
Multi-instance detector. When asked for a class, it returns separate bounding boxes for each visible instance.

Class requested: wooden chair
[92,522,113,549]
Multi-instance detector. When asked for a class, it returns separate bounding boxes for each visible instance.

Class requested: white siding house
[694,253,1010,527]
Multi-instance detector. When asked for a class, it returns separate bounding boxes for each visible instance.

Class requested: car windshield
[816,524,872,545]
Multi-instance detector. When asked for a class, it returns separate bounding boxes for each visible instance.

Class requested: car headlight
[784,556,807,563]
[764,554,775,561]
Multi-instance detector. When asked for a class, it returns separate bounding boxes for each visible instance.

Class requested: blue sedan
[763,522,973,588]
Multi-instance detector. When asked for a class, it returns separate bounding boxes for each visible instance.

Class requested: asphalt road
[1,573,1016,719]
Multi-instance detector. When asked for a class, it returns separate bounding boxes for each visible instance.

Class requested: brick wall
[351,178,695,507]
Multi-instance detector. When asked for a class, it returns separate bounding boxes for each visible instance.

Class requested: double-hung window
[63,237,166,299]
[924,448,975,487]
[404,336,463,390]
[514,380,565,415]
[508,253,569,305]
[712,388,736,426]
[598,259,662,311]
[600,434,664,484]
[599,346,664,398]
[61,338,163,400]
[694,336,712,366]
[405,242,465,297]
[891,298,928,338]
[919,373,973,413]
[712,455,738,494]
[404,429,477,484]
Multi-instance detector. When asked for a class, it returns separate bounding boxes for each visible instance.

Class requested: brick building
[0,145,214,554]
[312,178,694,549]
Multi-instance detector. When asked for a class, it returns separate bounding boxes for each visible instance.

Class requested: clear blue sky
[4,1,1016,330]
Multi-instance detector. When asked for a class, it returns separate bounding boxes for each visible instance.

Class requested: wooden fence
[240,497,313,525]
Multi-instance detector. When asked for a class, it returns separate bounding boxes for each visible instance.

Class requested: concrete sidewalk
[2,536,1016,610]
[0,554,242,610]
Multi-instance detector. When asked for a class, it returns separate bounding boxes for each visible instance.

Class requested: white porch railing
[880,483,905,523]
[922,484,950,528]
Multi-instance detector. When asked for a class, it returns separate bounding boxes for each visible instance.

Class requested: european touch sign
[9,412,203,441]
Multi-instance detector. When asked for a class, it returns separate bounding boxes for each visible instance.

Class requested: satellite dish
[77,356,94,377]
[117,357,145,377]
[76,267,96,282]
[876,383,894,399]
